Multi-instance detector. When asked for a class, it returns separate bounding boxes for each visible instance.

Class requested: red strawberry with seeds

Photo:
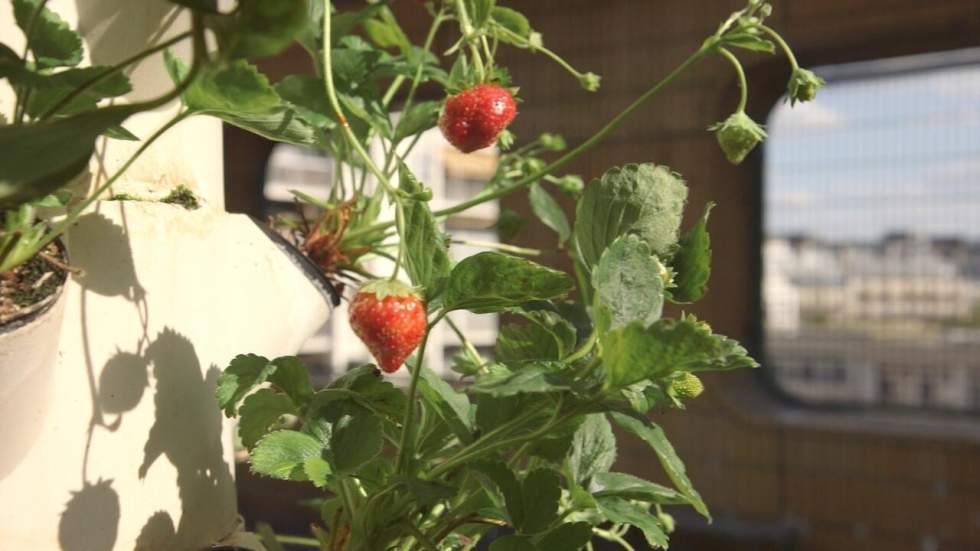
[349,280,426,373]
[438,83,517,153]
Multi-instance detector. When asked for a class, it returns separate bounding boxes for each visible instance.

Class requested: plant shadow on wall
[56,210,231,550]
[73,0,180,72]
[58,211,147,551]
[135,329,233,550]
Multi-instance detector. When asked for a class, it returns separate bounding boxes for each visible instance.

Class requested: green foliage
[12,0,83,68]
[398,164,451,302]
[443,252,574,314]
[198,1,806,549]
[250,430,324,481]
[528,183,570,246]
[164,52,323,147]
[593,234,665,332]
[574,163,688,268]
[568,414,617,484]
[669,202,714,303]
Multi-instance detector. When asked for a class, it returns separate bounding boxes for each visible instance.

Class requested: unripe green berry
[709,111,767,165]
[672,372,704,399]
[787,68,824,105]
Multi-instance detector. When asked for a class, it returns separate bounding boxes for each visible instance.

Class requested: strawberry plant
[208,2,822,550]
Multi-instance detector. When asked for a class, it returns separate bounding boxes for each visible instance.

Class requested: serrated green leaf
[489,535,536,551]
[529,183,571,245]
[492,6,531,38]
[24,66,132,119]
[444,252,573,314]
[165,52,322,147]
[275,74,336,128]
[591,472,686,504]
[495,308,577,362]
[391,476,457,506]
[596,496,668,548]
[216,354,274,416]
[601,316,757,390]
[12,0,82,68]
[303,456,332,488]
[593,234,665,332]
[250,430,324,481]
[267,356,314,407]
[536,522,592,550]
[474,461,524,528]
[238,389,299,449]
[394,100,441,142]
[470,363,571,397]
[0,104,139,208]
[669,202,713,303]
[219,0,308,59]
[521,468,561,534]
[568,414,616,485]
[609,412,709,520]
[327,401,382,474]
[574,163,688,268]
[399,164,451,301]
[419,367,473,441]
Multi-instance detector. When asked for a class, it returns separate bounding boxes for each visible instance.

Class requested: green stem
[344,42,715,242]
[759,24,799,70]
[321,6,396,194]
[718,47,747,113]
[39,30,192,121]
[594,527,636,551]
[275,534,322,548]
[394,310,446,474]
[564,328,597,364]
[496,25,590,85]
[450,239,540,256]
[453,0,485,81]
[430,400,562,479]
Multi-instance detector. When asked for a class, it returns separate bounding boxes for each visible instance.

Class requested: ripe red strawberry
[349,280,426,373]
[438,83,517,153]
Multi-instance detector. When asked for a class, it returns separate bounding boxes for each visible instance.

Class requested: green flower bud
[787,67,824,105]
[671,372,704,400]
[552,174,583,196]
[539,132,567,151]
[578,71,601,92]
[709,111,767,165]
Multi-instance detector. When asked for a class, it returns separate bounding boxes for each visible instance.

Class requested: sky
[764,49,980,242]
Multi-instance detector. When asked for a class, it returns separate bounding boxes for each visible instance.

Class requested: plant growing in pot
[187,1,824,550]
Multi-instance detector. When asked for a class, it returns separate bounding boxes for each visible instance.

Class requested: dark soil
[0,242,68,325]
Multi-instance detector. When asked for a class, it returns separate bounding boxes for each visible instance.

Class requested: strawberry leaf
[164,51,323,147]
[12,0,83,69]
[238,388,299,449]
[250,430,325,481]
[574,163,688,268]
[609,411,709,521]
[668,202,714,303]
[595,496,669,548]
[528,183,571,246]
[443,252,573,314]
[568,414,616,485]
[592,234,665,332]
[398,163,451,302]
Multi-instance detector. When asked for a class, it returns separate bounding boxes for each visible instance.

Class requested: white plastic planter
[0,269,69,480]
[0,1,334,549]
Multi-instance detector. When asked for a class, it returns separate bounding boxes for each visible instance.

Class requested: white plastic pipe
[0,2,332,549]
